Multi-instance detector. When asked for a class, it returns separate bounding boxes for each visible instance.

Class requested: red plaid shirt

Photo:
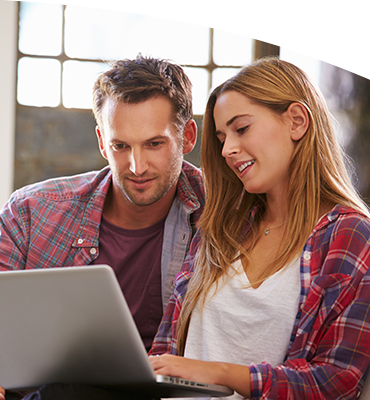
[0,161,204,274]
[150,205,370,399]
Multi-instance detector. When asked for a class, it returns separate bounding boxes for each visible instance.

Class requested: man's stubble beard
[113,159,183,207]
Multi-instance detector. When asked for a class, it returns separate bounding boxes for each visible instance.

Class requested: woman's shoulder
[309,205,370,279]
[310,204,370,262]
[319,204,370,233]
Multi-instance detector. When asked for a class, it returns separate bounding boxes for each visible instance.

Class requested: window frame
[16,2,257,114]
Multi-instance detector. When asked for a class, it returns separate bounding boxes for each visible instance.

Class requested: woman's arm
[150,354,251,398]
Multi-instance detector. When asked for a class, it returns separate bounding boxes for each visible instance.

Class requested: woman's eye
[216,133,225,144]
[237,126,249,134]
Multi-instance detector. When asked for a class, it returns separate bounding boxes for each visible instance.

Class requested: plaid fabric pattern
[150,205,370,399]
[0,161,204,272]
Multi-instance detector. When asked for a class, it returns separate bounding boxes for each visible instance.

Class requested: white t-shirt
[184,257,301,399]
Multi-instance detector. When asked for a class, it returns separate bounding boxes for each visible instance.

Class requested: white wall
[0,0,17,208]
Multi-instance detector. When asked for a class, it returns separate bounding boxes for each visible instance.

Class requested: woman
[149,57,370,399]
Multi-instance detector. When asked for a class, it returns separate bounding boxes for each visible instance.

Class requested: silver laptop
[0,265,233,398]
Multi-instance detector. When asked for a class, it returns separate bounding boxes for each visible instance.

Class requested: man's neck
[102,184,177,230]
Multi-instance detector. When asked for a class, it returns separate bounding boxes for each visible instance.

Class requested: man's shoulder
[178,161,204,207]
[10,167,111,204]
[180,161,203,188]
[181,160,202,178]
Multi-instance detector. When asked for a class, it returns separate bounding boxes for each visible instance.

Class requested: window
[17,2,253,115]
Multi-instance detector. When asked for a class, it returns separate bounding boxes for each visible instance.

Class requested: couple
[3,56,370,399]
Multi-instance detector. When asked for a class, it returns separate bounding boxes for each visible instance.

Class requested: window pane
[213,29,252,66]
[183,67,209,116]
[19,2,63,56]
[63,61,110,109]
[64,7,209,65]
[212,68,241,91]
[17,57,61,107]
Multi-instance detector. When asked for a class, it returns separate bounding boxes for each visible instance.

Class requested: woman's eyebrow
[226,114,252,127]
[215,114,253,135]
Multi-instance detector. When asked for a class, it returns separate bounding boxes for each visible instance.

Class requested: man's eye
[111,143,125,151]
[148,142,162,147]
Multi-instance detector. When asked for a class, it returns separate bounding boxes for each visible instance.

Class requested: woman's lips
[235,160,255,175]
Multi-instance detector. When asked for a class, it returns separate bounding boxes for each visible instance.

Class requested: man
[0,55,204,354]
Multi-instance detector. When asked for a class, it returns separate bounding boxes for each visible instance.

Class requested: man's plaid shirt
[0,162,204,277]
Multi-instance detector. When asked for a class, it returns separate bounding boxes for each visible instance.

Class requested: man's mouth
[127,177,155,189]
[237,160,255,173]
[130,178,152,184]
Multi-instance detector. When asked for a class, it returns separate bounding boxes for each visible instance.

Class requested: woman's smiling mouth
[237,160,255,173]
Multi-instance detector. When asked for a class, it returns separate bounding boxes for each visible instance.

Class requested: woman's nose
[221,135,240,158]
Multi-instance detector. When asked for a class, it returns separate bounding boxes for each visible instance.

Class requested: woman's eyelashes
[237,125,249,135]
[215,124,249,146]
[216,132,225,144]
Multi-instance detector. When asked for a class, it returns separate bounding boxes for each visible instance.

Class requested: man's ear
[96,126,108,160]
[285,103,310,141]
[182,119,197,155]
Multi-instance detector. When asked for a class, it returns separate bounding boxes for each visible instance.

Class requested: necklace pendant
[264,228,270,235]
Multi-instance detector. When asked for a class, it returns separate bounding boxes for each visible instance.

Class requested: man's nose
[129,149,149,176]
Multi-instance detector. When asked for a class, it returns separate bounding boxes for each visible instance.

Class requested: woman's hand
[150,354,221,384]
[0,385,5,400]
[149,354,251,398]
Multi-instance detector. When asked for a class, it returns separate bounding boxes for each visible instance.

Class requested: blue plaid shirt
[150,205,370,399]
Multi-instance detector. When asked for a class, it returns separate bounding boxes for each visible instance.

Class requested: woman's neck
[263,195,288,226]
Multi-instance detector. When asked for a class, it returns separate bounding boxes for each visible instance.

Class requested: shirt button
[77,238,84,245]
[90,248,97,255]
[303,251,311,261]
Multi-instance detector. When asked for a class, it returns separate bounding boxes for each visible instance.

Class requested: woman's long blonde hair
[176,57,370,355]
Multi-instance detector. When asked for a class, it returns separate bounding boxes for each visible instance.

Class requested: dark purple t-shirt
[92,216,165,352]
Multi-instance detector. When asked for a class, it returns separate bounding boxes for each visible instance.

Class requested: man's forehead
[100,97,181,141]
[102,95,173,113]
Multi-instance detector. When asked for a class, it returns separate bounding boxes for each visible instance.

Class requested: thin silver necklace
[264,221,287,236]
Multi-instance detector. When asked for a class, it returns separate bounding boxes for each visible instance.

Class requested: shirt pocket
[297,273,353,339]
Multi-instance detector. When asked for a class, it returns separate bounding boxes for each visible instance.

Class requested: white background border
[11,0,370,80]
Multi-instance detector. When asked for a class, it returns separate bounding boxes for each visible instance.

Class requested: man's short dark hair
[92,54,193,133]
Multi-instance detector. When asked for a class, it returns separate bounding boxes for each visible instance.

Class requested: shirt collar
[175,161,202,211]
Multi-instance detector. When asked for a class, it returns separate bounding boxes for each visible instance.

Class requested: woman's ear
[285,102,310,141]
